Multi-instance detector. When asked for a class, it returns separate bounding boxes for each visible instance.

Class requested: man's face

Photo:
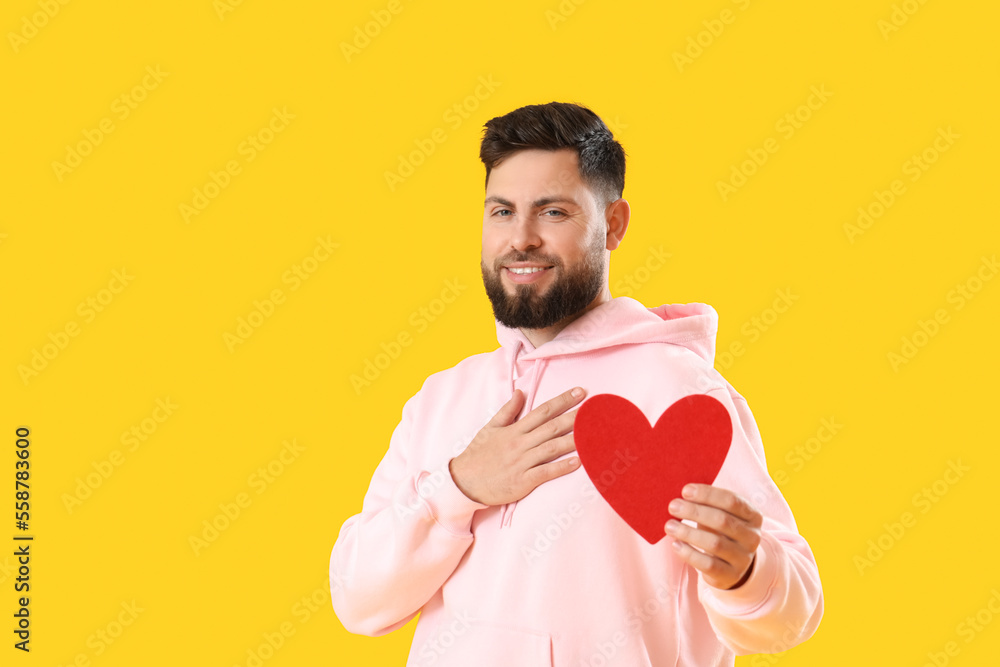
[480,148,609,330]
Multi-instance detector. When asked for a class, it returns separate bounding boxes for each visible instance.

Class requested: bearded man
[330,101,823,666]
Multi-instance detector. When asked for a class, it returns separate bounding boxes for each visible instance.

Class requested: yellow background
[3,0,998,664]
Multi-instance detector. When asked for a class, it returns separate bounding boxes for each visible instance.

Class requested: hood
[495,296,718,365]
[491,296,719,529]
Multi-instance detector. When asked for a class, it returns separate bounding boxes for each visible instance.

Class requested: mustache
[495,254,560,268]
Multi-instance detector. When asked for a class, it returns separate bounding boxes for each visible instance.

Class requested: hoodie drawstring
[507,340,521,396]
[500,341,547,529]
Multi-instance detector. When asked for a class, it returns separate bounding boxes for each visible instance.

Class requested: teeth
[508,266,549,274]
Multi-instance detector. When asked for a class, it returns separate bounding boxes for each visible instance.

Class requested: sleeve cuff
[699,529,780,615]
[416,458,489,535]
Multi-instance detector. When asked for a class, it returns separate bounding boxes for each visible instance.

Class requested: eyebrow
[484,195,581,208]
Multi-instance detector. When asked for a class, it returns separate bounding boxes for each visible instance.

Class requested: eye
[493,209,513,217]
[543,209,566,217]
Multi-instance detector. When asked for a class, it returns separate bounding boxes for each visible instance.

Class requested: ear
[604,198,630,251]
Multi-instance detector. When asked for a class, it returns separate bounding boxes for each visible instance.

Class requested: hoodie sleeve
[694,389,824,655]
[329,389,489,636]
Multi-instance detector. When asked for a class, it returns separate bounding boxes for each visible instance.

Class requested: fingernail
[572,387,584,398]
[669,499,682,513]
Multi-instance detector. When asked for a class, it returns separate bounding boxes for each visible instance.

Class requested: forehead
[486,148,586,199]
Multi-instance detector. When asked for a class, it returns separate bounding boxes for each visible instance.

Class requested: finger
[667,498,760,547]
[514,387,587,433]
[521,405,580,451]
[669,538,743,589]
[524,452,581,489]
[665,519,745,565]
[680,484,763,528]
[487,389,526,427]
[525,431,577,468]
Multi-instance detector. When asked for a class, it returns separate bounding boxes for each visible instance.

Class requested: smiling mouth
[505,266,553,275]
[502,265,555,285]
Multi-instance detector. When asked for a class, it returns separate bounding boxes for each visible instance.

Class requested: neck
[520,285,612,348]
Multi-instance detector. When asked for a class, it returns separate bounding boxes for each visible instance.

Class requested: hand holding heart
[573,392,762,590]
[665,483,763,590]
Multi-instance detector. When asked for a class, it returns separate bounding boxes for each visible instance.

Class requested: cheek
[481,244,501,269]
[482,231,509,258]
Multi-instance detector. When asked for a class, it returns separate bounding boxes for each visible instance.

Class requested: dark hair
[479,102,626,207]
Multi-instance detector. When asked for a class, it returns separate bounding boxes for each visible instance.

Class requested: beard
[480,230,607,330]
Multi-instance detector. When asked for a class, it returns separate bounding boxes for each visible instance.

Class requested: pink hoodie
[330,296,823,666]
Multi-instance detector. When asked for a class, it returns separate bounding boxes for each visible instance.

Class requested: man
[330,102,823,665]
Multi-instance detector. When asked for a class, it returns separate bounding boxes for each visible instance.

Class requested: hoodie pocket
[409,619,552,666]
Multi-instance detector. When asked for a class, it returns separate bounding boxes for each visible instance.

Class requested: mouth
[503,265,554,284]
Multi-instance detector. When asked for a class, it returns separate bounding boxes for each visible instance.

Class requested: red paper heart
[573,393,733,544]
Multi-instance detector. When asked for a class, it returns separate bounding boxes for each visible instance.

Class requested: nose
[509,216,542,255]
